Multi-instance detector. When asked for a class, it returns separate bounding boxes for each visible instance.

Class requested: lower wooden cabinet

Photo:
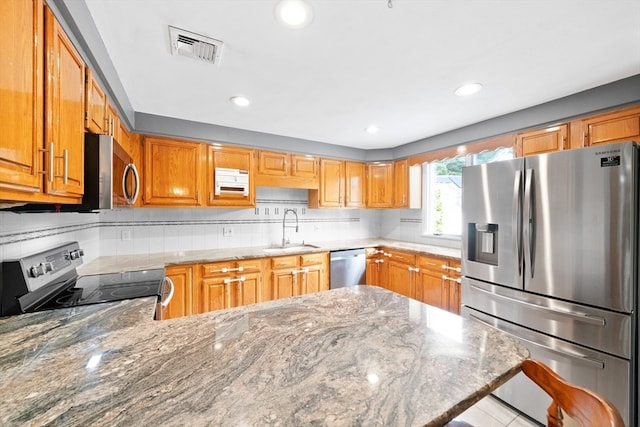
[162,264,194,320]
[365,248,386,286]
[271,252,329,299]
[199,259,264,313]
[385,248,418,299]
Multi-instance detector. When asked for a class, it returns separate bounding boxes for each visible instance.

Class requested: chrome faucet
[282,208,299,247]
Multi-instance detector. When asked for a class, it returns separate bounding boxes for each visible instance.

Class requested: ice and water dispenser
[467,223,499,265]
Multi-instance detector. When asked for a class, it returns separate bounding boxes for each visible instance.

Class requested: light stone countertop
[0,286,528,426]
[78,238,462,275]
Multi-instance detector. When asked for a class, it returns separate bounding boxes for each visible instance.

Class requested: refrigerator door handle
[513,170,523,276]
[524,168,536,278]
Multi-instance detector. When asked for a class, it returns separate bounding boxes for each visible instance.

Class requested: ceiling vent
[169,25,223,65]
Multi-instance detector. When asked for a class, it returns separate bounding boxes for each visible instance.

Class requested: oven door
[113,140,140,207]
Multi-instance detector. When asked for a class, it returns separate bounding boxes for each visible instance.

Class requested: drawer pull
[442,275,461,284]
[224,276,246,284]
[442,264,462,273]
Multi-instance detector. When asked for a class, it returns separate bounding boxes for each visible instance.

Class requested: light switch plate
[222,226,233,237]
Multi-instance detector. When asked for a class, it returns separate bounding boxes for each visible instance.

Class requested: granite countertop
[78,238,461,275]
[0,286,528,426]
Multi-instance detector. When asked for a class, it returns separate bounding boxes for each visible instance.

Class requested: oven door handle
[161,277,175,308]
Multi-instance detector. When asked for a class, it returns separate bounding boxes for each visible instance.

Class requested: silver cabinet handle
[408,266,420,273]
[224,276,246,284]
[161,277,175,308]
[291,268,309,275]
[441,264,461,273]
[442,275,461,284]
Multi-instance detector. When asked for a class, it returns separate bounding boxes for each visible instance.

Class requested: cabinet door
[257,150,288,176]
[302,265,323,294]
[143,137,204,206]
[345,161,366,208]
[105,101,119,140]
[44,6,85,200]
[445,259,462,314]
[163,265,194,319]
[84,68,106,134]
[393,159,409,208]
[318,158,344,207]
[0,0,44,197]
[365,258,383,286]
[207,145,255,207]
[201,277,230,313]
[582,106,640,146]
[291,154,318,178]
[367,163,393,208]
[517,124,568,157]
[231,272,261,307]
[387,260,414,298]
[272,269,296,299]
[416,256,444,308]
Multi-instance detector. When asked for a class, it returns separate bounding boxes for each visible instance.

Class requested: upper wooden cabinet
[84,68,107,134]
[255,150,319,189]
[43,5,85,201]
[0,2,85,204]
[309,159,367,209]
[345,161,366,208]
[0,0,44,198]
[207,145,255,207]
[142,136,205,206]
[105,101,120,141]
[517,124,568,157]
[366,162,394,208]
[393,159,409,208]
[580,105,640,147]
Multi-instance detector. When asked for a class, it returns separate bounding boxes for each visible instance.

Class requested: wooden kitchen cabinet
[365,247,387,287]
[255,150,319,189]
[579,105,640,147]
[1,2,85,204]
[142,136,205,206]
[206,144,255,207]
[393,159,409,208]
[162,264,195,320]
[270,252,328,299]
[345,161,366,208]
[415,254,461,315]
[0,0,44,199]
[517,124,568,157]
[84,68,107,134]
[105,101,120,141]
[366,163,393,208]
[385,248,418,299]
[199,259,263,313]
[309,159,367,208]
[43,5,85,201]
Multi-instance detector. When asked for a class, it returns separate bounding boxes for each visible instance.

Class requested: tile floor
[452,395,541,426]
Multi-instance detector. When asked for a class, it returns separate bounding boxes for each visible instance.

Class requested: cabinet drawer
[300,252,325,266]
[201,259,261,277]
[384,249,416,265]
[271,256,298,269]
[419,255,444,272]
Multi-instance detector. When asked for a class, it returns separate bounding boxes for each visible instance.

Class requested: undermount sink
[262,244,320,254]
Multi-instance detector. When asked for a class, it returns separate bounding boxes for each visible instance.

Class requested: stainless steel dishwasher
[330,248,366,289]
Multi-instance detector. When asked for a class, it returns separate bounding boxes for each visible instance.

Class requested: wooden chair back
[521,359,625,427]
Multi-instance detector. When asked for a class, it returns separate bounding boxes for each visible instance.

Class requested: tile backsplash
[0,187,459,264]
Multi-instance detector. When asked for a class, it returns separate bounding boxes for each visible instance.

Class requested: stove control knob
[69,249,84,260]
[30,264,45,278]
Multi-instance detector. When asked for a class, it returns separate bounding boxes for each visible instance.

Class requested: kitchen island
[0,286,528,426]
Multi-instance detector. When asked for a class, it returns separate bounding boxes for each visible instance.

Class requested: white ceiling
[84,0,640,150]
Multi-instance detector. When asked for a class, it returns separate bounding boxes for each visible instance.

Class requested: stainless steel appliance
[330,248,366,289]
[0,242,172,319]
[84,133,140,210]
[461,141,637,426]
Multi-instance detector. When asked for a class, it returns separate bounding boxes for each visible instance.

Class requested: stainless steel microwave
[84,133,140,209]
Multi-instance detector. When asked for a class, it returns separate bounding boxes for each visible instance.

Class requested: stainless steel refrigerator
[461,141,637,426]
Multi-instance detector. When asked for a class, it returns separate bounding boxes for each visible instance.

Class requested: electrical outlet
[121,230,132,241]
[222,226,233,237]
[314,225,320,232]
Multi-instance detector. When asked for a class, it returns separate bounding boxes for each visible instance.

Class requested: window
[422,147,514,237]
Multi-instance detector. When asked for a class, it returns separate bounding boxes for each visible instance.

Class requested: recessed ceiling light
[275,0,314,29]
[365,125,379,134]
[454,83,483,97]
[229,96,250,107]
